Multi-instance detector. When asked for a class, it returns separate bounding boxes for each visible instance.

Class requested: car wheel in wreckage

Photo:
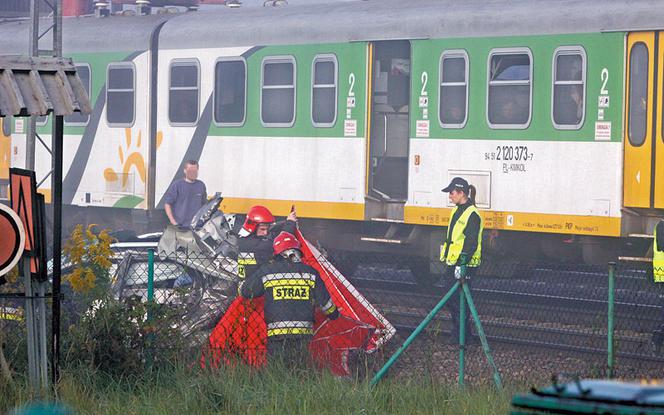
[172,266,238,345]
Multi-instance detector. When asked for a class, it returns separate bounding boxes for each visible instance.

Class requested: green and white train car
[1,0,663,263]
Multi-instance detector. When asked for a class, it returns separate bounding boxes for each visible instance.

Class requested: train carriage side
[0,15,172,225]
[405,32,627,261]
[155,22,369,224]
[1,1,663,264]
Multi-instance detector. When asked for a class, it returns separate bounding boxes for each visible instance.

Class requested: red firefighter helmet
[242,205,276,234]
[273,231,301,256]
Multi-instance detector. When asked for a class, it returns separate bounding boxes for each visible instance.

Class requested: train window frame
[486,47,533,130]
[168,58,201,127]
[311,54,338,128]
[551,47,586,130]
[106,62,136,128]
[36,115,48,127]
[628,42,649,147]
[65,63,92,126]
[2,116,11,137]
[439,49,469,129]
[260,55,297,128]
[213,57,247,127]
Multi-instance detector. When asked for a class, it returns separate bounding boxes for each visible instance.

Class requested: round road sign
[0,203,25,277]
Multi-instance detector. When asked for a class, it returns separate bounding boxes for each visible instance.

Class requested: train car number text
[485,146,533,162]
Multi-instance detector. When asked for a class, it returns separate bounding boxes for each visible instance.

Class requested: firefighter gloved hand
[457,253,470,266]
[327,308,340,320]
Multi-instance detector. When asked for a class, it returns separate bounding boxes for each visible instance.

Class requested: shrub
[61,225,190,377]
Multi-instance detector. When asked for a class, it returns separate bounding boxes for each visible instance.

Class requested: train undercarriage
[54,203,657,283]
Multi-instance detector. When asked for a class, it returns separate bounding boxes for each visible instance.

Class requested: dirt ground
[371,334,664,387]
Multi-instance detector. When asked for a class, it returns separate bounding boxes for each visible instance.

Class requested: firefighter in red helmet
[236,205,297,279]
[239,231,339,368]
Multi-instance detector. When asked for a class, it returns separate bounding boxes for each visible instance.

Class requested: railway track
[348,267,664,362]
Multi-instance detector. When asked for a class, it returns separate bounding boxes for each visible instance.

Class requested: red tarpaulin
[204,229,395,376]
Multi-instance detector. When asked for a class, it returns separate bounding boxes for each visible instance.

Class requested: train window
[214,58,246,126]
[261,56,296,127]
[439,50,469,128]
[65,64,91,126]
[311,55,337,127]
[628,42,648,146]
[106,63,135,127]
[2,116,10,136]
[552,48,586,130]
[487,48,532,129]
[169,60,200,126]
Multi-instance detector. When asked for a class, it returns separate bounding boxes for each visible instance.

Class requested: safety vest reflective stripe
[262,273,316,282]
[238,255,257,265]
[654,223,664,282]
[266,321,314,337]
[0,312,23,321]
[237,253,257,279]
[440,205,484,267]
[321,299,336,315]
[263,279,316,288]
[267,327,314,337]
[267,321,313,329]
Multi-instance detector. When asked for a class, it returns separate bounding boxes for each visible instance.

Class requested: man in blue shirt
[164,160,207,228]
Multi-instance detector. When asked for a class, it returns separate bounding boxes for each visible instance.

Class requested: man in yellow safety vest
[652,220,664,353]
[440,177,483,344]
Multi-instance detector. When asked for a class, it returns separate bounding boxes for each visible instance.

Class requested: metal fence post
[370,281,460,386]
[463,282,502,390]
[607,261,615,378]
[146,248,155,369]
[458,265,466,388]
[147,249,155,304]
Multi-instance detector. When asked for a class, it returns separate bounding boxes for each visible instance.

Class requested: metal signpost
[10,168,49,390]
[24,0,66,387]
[0,0,90,390]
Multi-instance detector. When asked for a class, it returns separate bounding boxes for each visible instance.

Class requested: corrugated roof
[0,55,91,118]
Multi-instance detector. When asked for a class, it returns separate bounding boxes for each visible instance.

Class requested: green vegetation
[0,365,513,415]
[0,224,517,414]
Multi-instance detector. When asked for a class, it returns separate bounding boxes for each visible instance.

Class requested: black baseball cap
[442,177,469,193]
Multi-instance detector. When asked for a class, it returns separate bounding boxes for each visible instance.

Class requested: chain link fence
[107,245,664,377]
[2,244,663,383]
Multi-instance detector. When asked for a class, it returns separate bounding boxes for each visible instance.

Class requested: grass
[0,364,515,415]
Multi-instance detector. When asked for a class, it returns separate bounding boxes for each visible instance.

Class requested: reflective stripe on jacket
[440,204,484,267]
[236,220,297,279]
[237,253,257,279]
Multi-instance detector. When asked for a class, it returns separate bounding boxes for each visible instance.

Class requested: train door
[367,40,410,203]
[624,32,661,208]
[656,33,664,208]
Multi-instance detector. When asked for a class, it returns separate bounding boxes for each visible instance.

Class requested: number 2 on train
[600,68,609,95]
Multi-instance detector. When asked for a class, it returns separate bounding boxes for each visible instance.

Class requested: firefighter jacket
[237,220,297,279]
[239,258,339,339]
[440,201,483,267]
[655,220,664,282]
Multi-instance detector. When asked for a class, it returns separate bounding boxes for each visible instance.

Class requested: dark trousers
[441,266,475,339]
[266,335,312,370]
[653,283,664,344]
